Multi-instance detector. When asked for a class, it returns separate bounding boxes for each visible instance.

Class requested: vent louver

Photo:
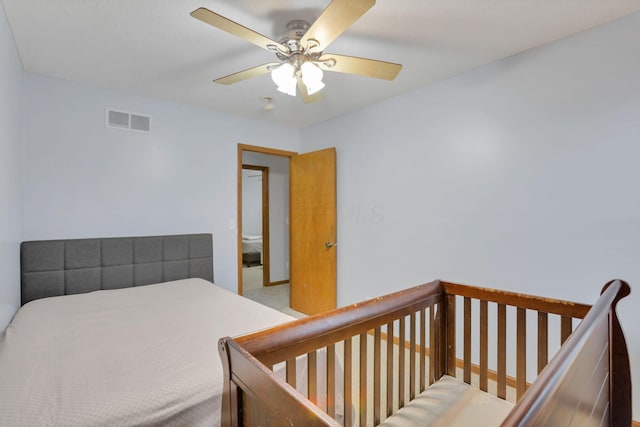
[106,109,151,132]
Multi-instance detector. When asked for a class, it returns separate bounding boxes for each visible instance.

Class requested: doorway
[241,165,269,287]
[239,146,294,314]
[237,144,337,316]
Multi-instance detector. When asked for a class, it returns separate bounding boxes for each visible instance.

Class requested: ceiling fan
[191,0,403,103]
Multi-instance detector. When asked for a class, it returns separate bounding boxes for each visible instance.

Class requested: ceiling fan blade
[191,8,287,53]
[214,63,280,85]
[319,54,402,80]
[297,77,322,104]
[301,0,375,52]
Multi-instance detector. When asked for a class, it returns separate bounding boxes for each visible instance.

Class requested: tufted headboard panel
[20,234,213,305]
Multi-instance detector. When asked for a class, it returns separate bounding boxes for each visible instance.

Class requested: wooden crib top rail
[231,279,594,369]
[441,281,592,318]
[234,279,444,367]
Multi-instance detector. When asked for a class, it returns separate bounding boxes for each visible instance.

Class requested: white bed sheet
[0,278,295,427]
[241,237,262,254]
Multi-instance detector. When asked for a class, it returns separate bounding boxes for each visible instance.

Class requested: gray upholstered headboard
[20,233,213,305]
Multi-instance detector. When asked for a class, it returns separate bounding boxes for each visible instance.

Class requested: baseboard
[376,330,523,389]
[266,280,289,286]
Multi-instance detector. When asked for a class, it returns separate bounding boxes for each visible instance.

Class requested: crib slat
[308,351,317,405]
[479,300,488,392]
[420,308,426,392]
[429,306,436,386]
[344,338,352,427]
[374,327,381,425]
[538,312,548,374]
[436,302,445,380]
[409,312,416,401]
[497,303,507,399]
[359,332,367,427]
[463,297,471,384]
[399,316,405,408]
[561,316,572,344]
[386,322,394,417]
[327,344,336,418]
[286,357,296,388]
[446,294,456,377]
[517,307,527,400]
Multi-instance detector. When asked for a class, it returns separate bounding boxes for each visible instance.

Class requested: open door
[290,147,337,315]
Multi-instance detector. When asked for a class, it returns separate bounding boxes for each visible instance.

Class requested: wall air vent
[106,108,151,132]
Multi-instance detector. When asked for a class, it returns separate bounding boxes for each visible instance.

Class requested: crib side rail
[223,280,447,427]
[440,281,592,402]
[500,279,631,427]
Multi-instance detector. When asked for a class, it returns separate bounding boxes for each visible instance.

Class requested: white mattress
[241,237,262,254]
[379,375,514,427]
[0,278,295,427]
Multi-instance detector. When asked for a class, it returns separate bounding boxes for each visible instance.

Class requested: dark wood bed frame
[219,279,631,426]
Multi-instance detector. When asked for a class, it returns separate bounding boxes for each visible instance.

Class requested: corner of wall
[0,0,25,328]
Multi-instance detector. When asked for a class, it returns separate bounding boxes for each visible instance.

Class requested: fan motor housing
[276,20,311,60]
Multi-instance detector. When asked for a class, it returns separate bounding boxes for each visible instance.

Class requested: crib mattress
[379,375,513,427]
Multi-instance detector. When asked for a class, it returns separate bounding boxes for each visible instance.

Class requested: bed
[241,234,262,267]
[0,233,296,426]
[218,279,632,426]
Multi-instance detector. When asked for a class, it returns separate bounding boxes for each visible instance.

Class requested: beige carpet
[242,266,306,318]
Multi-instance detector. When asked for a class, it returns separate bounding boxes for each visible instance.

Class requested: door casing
[237,144,296,296]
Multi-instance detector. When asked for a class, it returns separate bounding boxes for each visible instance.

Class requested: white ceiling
[4,0,640,128]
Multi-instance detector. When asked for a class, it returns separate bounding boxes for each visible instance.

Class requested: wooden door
[290,148,337,315]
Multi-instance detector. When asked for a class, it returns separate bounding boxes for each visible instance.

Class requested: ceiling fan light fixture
[191,5,403,104]
[271,63,297,96]
[301,61,325,95]
[277,81,297,96]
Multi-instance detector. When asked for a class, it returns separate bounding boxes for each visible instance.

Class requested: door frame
[237,144,296,295]
[241,164,270,287]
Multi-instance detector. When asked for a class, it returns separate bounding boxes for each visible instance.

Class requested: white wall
[22,74,300,293]
[242,152,290,282]
[302,12,640,418]
[0,2,24,330]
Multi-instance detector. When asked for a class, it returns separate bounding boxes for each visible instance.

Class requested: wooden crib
[218,279,631,426]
